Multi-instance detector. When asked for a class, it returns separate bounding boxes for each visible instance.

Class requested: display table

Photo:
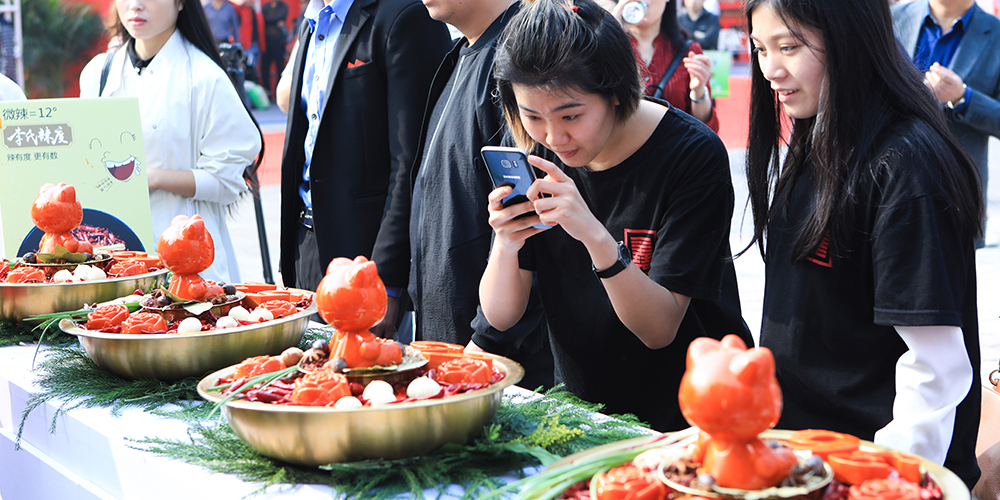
[0,346,537,499]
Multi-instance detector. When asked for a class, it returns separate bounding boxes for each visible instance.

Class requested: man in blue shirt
[202,0,241,43]
[893,0,1000,248]
[277,0,451,335]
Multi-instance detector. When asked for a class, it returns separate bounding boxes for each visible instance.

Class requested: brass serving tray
[547,430,970,500]
[58,294,316,381]
[197,352,525,466]
[0,268,169,322]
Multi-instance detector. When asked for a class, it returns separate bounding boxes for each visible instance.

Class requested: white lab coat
[80,29,261,284]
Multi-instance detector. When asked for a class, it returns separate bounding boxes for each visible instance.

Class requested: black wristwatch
[593,241,631,279]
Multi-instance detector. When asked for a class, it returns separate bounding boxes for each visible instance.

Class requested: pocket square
[347,59,367,69]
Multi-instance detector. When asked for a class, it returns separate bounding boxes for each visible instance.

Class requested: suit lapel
[319,0,374,118]
[951,5,990,78]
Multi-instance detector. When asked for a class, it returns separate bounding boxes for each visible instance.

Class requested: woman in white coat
[80,0,263,284]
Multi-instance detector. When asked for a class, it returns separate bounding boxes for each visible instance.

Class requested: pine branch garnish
[16,345,209,448]
[132,386,652,500]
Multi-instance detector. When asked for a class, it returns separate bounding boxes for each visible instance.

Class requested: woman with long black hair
[744,0,984,488]
[80,0,264,284]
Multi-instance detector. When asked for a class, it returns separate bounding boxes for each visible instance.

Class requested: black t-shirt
[408,5,551,390]
[760,119,980,487]
[518,105,751,431]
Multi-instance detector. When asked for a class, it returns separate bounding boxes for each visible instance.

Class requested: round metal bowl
[548,430,970,500]
[58,296,316,381]
[197,353,525,466]
[0,269,169,322]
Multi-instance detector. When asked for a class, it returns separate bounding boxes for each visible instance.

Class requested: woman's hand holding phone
[526,156,605,247]
[487,183,548,251]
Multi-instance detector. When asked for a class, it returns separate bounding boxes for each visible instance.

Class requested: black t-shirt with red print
[760,118,980,488]
[518,103,750,432]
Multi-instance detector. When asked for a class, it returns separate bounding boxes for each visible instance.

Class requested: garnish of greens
[480,426,699,500]
[23,296,145,367]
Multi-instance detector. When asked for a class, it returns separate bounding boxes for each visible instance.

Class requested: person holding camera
[600,0,717,131]
[480,0,749,431]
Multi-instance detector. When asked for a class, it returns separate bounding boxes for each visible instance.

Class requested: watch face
[618,241,632,265]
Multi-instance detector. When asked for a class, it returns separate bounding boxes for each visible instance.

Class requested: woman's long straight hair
[741,0,983,262]
[110,0,264,188]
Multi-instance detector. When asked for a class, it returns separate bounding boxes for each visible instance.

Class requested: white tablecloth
[0,345,540,500]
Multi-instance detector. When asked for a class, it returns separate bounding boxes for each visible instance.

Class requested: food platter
[547,430,970,500]
[58,296,316,381]
[0,269,169,322]
[196,352,524,466]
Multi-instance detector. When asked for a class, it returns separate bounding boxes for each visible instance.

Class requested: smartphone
[480,146,548,229]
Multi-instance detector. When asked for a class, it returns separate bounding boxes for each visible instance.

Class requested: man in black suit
[278,0,451,332]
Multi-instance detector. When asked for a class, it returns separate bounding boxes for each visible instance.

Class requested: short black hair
[494,0,642,151]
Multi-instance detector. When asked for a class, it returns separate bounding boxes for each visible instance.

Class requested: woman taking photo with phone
[80,0,263,284]
[744,0,983,488]
[480,0,750,432]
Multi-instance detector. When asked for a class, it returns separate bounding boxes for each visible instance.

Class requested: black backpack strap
[99,50,116,96]
[648,40,692,100]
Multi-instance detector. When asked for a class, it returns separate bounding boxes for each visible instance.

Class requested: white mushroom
[334,396,363,409]
[362,380,395,402]
[86,266,107,281]
[72,264,93,280]
[52,269,74,283]
[227,306,251,321]
[406,377,442,399]
[215,316,240,329]
[248,307,273,323]
[177,317,203,334]
[366,391,397,406]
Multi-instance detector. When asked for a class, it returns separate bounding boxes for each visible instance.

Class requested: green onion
[479,427,698,500]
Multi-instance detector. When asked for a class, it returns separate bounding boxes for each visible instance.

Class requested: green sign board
[0,97,153,259]
[704,50,731,98]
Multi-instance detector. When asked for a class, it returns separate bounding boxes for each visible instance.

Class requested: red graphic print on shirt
[806,233,832,268]
[624,229,656,274]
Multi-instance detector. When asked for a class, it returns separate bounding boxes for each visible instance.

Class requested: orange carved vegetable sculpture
[6,266,46,283]
[86,304,130,330]
[827,449,922,485]
[157,215,223,301]
[789,429,860,460]
[315,256,402,369]
[121,312,168,334]
[593,465,667,500]
[679,334,798,490]
[291,370,351,406]
[233,355,286,379]
[848,478,921,500]
[31,183,93,255]
[434,357,492,385]
[259,299,297,319]
[108,259,149,277]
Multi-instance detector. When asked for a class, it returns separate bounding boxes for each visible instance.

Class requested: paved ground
[234,105,1000,383]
